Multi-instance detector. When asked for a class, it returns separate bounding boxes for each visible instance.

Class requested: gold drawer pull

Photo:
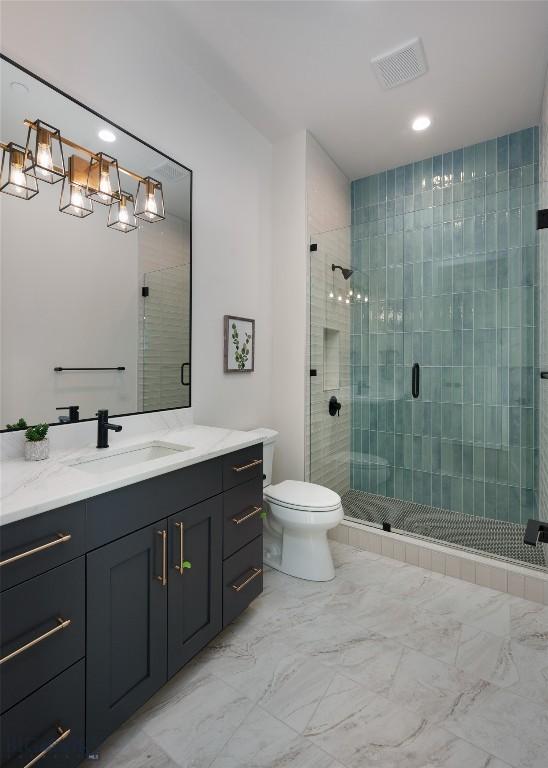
[231,567,262,593]
[232,458,262,473]
[232,506,262,525]
[23,725,71,768]
[156,529,167,586]
[0,617,71,666]
[0,533,72,568]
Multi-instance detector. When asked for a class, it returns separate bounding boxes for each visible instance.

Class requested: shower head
[332,264,354,280]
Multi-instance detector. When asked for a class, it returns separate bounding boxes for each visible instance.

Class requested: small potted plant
[24,423,50,461]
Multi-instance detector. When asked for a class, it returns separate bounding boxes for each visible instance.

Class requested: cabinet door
[168,497,222,678]
[86,521,168,752]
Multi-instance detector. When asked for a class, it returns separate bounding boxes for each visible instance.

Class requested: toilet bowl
[247,429,343,581]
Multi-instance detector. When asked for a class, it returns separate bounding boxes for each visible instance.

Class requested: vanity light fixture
[0,142,39,199]
[2,118,167,231]
[135,177,165,222]
[108,191,137,233]
[87,152,120,206]
[59,155,93,218]
[23,119,65,183]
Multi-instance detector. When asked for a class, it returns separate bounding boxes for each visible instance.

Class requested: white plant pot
[24,438,49,461]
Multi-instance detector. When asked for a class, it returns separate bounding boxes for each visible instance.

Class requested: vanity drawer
[0,557,85,714]
[223,477,263,558]
[223,535,263,627]
[86,457,222,549]
[0,503,85,592]
[222,444,263,491]
[0,659,85,768]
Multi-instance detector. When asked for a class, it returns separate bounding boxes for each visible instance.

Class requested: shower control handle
[412,363,420,399]
[329,396,341,417]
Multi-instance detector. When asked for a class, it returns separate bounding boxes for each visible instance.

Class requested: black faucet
[56,405,80,423]
[96,409,122,449]
[524,519,548,547]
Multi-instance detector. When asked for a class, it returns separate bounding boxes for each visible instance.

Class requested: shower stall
[309,127,547,570]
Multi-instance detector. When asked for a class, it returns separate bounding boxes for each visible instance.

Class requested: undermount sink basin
[69,442,191,475]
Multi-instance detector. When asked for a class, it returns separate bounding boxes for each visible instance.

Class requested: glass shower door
[141,264,190,411]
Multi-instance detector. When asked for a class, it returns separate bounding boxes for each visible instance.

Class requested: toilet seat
[264,480,341,513]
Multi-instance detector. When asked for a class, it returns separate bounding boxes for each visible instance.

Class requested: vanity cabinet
[86,521,168,751]
[168,497,222,678]
[0,442,263,767]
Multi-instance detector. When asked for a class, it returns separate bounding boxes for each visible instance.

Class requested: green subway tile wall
[350,128,539,524]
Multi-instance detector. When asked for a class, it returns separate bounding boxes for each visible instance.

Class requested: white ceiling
[169,0,548,180]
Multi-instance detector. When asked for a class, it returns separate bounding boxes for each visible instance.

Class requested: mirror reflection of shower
[329,263,368,305]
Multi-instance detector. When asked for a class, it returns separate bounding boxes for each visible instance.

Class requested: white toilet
[249,429,343,581]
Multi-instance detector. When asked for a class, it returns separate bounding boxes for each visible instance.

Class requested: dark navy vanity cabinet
[0,444,263,767]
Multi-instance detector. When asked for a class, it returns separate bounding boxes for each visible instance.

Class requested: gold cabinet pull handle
[231,567,262,592]
[0,617,71,666]
[22,725,71,768]
[231,506,262,525]
[232,458,262,473]
[175,521,184,574]
[156,530,167,586]
[0,533,72,568]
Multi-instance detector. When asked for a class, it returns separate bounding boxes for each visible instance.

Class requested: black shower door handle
[181,362,190,386]
[412,363,420,399]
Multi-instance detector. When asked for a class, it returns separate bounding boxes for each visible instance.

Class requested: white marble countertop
[0,424,267,526]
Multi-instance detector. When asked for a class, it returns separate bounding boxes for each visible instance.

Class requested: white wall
[0,184,139,425]
[270,131,307,482]
[0,1,273,432]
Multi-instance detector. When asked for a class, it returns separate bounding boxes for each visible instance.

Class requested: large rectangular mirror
[0,56,192,429]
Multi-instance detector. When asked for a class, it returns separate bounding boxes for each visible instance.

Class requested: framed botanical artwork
[224,315,255,372]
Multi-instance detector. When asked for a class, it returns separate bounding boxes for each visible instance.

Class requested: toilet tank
[246,428,278,488]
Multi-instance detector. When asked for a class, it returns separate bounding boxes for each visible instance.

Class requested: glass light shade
[107,192,137,233]
[134,177,165,222]
[0,143,39,199]
[59,155,93,218]
[24,119,65,184]
[86,152,121,205]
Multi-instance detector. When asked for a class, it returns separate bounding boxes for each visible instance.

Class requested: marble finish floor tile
[209,703,344,768]
[304,673,507,768]
[93,541,547,768]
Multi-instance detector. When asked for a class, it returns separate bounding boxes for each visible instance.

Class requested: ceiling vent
[151,161,188,183]
[371,38,428,89]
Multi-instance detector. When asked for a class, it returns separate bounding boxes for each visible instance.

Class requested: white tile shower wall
[329,522,548,605]
[306,134,351,495]
[539,64,548,562]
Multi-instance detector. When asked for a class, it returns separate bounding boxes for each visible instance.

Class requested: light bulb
[338,295,342,302]
[70,185,84,209]
[348,289,353,296]
[364,296,369,303]
[345,298,350,304]
[118,203,129,224]
[98,168,112,201]
[145,192,157,219]
[36,141,53,179]
[357,293,361,299]
[329,291,334,299]
[9,163,26,194]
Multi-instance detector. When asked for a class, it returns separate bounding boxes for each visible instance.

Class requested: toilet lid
[265,480,341,512]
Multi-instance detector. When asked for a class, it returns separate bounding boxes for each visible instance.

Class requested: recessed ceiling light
[98,128,116,143]
[10,81,29,95]
[412,115,431,131]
